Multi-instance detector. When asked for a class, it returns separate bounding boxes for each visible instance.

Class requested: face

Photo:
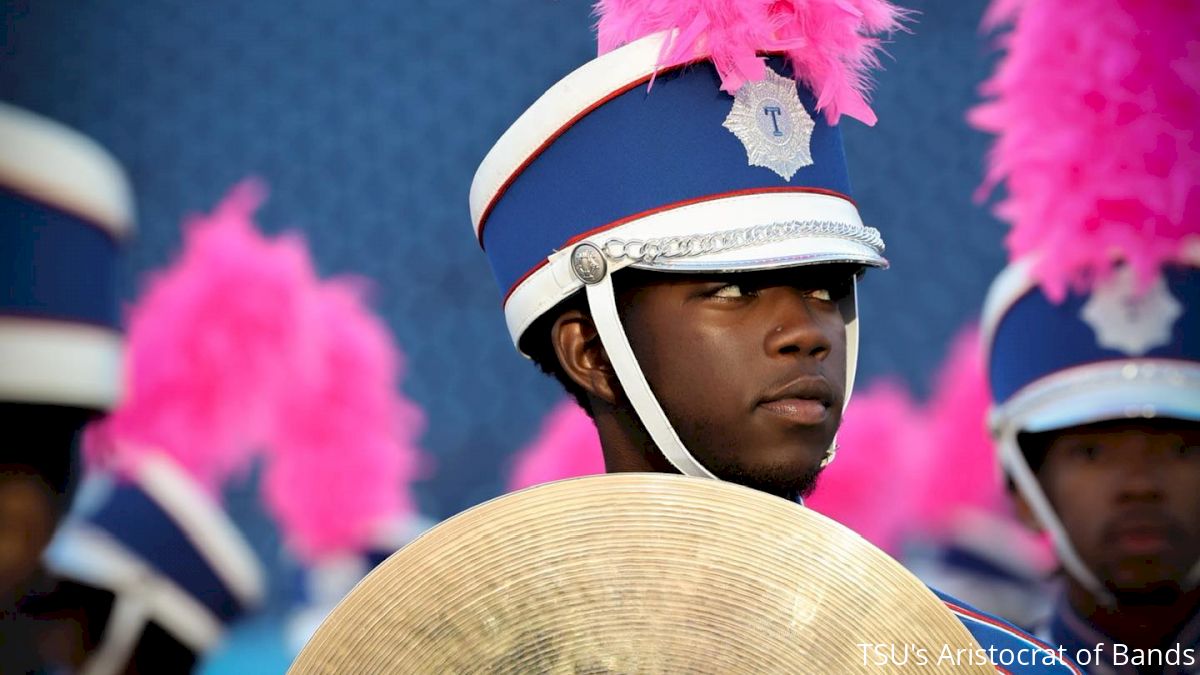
[0,470,58,604]
[615,265,852,499]
[1034,419,1200,600]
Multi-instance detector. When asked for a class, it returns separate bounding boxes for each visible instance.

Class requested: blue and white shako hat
[0,102,134,412]
[973,0,1200,602]
[470,1,907,477]
[984,260,1200,445]
[43,454,265,673]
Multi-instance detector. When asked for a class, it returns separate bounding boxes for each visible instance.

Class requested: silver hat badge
[1081,267,1182,356]
[722,65,816,181]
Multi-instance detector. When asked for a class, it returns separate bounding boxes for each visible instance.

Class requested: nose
[762,287,833,360]
[1114,440,1166,504]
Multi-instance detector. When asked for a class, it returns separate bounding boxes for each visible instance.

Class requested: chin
[1107,563,1188,603]
[1110,581,1187,606]
[711,454,825,501]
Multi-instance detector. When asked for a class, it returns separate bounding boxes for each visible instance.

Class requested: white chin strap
[586,273,717,479]
[81,594,149,675]
[999,427,1118,607]
[580,258,858,483]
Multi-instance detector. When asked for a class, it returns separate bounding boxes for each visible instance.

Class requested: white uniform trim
[0,101,134,238]
[504,190,882,347]
[947,602,1082,673]
[0,317,123,410]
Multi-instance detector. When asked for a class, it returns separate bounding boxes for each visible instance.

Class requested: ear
[551,309,618,405]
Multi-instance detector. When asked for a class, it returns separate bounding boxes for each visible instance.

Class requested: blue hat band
[89,482,246,624]
[1,185,121,330]
[989,265,1200,405]
[478,56,853,297]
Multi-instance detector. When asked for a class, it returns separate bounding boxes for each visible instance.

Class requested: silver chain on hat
[599,220,885,265]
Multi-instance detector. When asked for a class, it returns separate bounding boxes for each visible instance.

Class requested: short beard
[713,460,825,503]
[1110,581,1185,607]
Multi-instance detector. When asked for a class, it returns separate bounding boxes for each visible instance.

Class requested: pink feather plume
[806,379,924,554]
[909,324,1008,534]
[84,180,322,493]
[507,400,605,491]
[262,279,427,561]
[971,0,1200,301]
[594,0,909,125]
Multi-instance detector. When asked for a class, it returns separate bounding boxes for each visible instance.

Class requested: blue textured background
[2,0,1007,669]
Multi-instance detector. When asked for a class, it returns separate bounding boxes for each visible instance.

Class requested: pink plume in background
[84,179,429,561]
[910,323,1007,534]
[909,323,1055,575]
[594,0,909,125]
[971,0,1200,300]
[806,379,924,555]
[263,279,427,561]
[507,400,605,492]
[84,180,322,493]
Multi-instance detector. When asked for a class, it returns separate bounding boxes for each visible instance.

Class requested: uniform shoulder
[933,588,1081,674]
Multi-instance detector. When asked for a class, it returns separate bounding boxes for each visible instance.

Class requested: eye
[806,288,833,302]
[1070,445,1101,461]
[711,284,753,299]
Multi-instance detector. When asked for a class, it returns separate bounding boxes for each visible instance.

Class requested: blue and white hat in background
[0,101,134,412]
[984,259,1200,440]
[973,0,1200,603]
[469,1,907,477]
[43,454,264,675]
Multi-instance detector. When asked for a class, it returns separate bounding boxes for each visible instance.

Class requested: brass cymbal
[291,474,989,674]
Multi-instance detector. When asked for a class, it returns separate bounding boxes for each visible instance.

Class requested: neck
[590,398,810,502]
[1066,579,1200,651]
[592,398,679,475]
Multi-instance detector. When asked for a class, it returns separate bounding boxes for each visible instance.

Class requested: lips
[1114,528,1169,556]
[757,376,834,426]
[1105,513,1180,556]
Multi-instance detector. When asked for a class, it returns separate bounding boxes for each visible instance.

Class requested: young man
[974,0,1200,662]
[470,3,1076,671]
[971,0,1199,671]
[985,263,1200,674]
